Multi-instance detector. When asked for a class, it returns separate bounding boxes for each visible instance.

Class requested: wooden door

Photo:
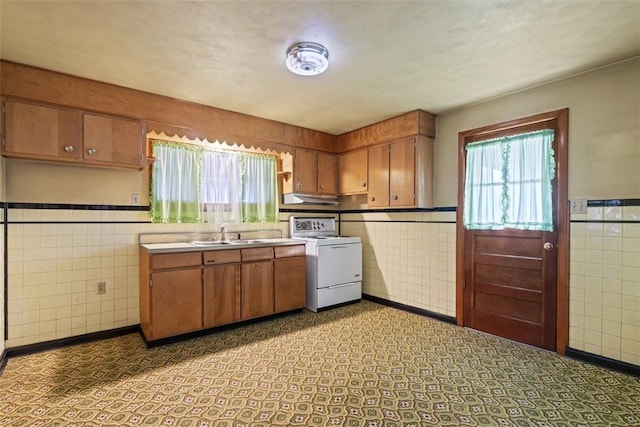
[83,113,143,168]
[317,152,337,195]
[4,100,80,160]
[389,137,415,207]
[367,143,390,208]
[338,149,368,195]
[293,148,318,193]
[457,109,568,352]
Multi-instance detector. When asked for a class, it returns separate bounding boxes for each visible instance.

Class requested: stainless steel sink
[189,240,230,246]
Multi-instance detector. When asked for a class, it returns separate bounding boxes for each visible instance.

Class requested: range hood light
[285,42,329,76]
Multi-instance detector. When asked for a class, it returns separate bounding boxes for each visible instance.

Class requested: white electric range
[289,216,362,312]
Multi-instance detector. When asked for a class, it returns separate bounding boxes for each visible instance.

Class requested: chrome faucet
[220,224,228,242]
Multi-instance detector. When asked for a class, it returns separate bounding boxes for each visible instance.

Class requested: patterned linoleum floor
[0,301,639,426]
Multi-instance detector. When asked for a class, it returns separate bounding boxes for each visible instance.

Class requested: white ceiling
[1,1,639,135]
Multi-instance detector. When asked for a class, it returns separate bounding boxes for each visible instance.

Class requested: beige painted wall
[6,159,148,205]
[435,57,640,207]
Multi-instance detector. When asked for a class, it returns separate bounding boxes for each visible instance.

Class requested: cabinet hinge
[2,105,5,115]
[2,137,5,148]
[150,279,153,288]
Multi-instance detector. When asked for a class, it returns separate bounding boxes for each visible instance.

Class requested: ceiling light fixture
[285,42,329,76]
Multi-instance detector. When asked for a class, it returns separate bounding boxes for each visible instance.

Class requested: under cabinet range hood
[283,193,339,205]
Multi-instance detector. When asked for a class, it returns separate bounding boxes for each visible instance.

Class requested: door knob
[543,242,554,251]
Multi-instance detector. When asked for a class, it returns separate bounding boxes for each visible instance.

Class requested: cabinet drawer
[274,244,306,258]
[150,252,201,270]
[203,249,241,265]
[241,247,274,262]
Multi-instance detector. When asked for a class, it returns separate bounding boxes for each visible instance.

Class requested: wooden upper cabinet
[389,137,416,207]
[366,135,432,209]
[83,113,144,168]
[2,99,144,169]
[293,148,318,193]
[367,144,390,208]
[317,152,337,195]
[3,100,80,161]
[338,149,368,195]
[288,148,337,196]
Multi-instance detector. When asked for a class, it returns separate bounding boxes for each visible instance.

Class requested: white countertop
[141,238,303,254]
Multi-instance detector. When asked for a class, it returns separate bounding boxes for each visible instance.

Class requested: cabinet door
[4,100,80,161]
[317,152,337,195]
[293,148,318,193]
[151,268,202,339]
[367,144,390,208]
[203,264,241,327]
[338,149,368,195]
[274,256,306,312]
[389,137,415,207]
[241,261,274,319]
[83,113,144,168]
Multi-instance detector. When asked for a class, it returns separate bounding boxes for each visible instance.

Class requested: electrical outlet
[570,199,588,214]
[131,193,140,205]
[97,281,106,295]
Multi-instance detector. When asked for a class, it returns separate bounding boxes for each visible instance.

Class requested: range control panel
[289,216,336,237]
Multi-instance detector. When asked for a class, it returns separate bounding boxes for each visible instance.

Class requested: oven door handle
[327,283,356,289]
[329,245,352,249]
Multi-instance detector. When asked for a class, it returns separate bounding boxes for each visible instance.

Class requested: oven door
[317,243,362,288]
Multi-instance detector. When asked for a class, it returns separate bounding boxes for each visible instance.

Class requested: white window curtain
[150,142,202,223]
[463,129,556,231]
[201,150,242,224]
[150,140,279,224]
[241,153,279,223]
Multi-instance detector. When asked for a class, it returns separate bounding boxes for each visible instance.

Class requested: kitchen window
[150,140,278,224]
[463,129,556,231]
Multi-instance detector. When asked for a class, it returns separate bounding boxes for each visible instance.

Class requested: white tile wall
[5,208,290,348]
[340,211,456,317]
[569,205,640,365]
[5,204,638,368]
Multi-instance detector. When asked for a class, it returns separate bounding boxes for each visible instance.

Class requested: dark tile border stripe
[587,199,640,207]
[565,347,640,377]
[363,294,457,325]
[7,202,149,211]
[0,349,7,376]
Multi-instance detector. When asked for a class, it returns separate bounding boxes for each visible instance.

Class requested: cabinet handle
[319,184,324,189]
[206,259,216,264]
[370,197,375,202]
[361,182,367,187]
[64,145,75,153]
[392,195,398,200]
[87,148,97,155]
[297,182,303,188]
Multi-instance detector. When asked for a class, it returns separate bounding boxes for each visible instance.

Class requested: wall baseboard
[5,325,140,359]
[363,293,457,324]
[565,347,639,377]
[0,348,7,375]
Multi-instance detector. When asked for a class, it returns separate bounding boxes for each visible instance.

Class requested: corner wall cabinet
[2,99,145,169]
[140,244,306,343]
[338,148,368,195]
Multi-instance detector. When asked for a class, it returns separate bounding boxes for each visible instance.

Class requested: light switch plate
[570,199,587,214]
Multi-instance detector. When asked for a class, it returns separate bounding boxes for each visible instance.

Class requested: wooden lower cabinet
[274,245,307,312]
[241,261,275,319]
[203,264,241,327]
[150,268,202,339]
[274,257,306,312]
[140,244,305,343]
